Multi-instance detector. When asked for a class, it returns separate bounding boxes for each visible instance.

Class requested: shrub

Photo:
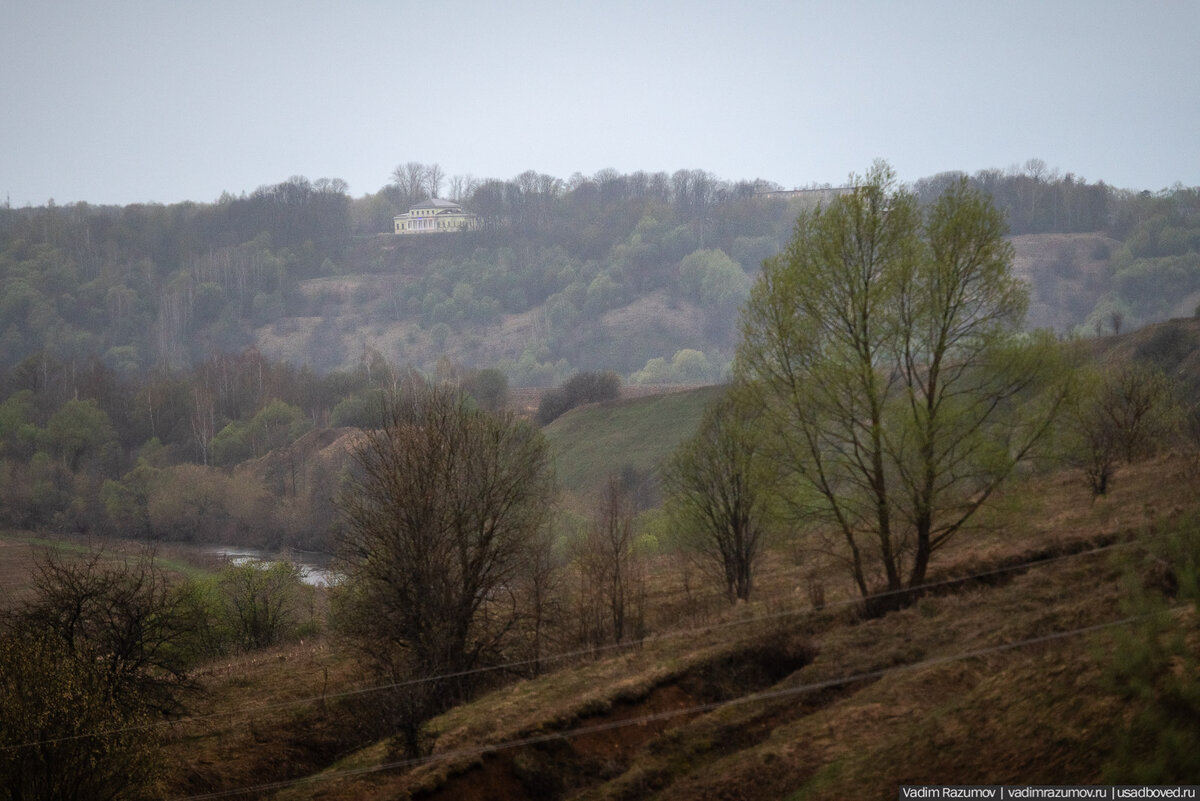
[535,370,621,425]
[215,560,306,651]
[0,627,163,800]
[1103,518,1200,782]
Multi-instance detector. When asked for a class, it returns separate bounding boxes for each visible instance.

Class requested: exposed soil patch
[419,753,530,801]
[569,682,698,761]
[416,640,814,801]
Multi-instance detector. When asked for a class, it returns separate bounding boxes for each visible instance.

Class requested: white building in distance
[393,198,479,234]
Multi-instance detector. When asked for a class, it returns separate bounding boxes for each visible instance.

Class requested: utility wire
[171,613,1150,801]
[0,531,1139,754]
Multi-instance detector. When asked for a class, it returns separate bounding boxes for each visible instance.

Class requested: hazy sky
[2,0,1197,207]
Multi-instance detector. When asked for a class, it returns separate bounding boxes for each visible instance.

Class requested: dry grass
[223,453,1200,801]
[0,450,1159,799]
[0,531,217,609]
[161,635,373,799]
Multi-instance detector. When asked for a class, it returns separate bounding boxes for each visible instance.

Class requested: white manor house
[393,198,479,234]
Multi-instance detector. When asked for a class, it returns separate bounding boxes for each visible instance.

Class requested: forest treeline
[0,332,528,546]
[4,163,1197,384]
[2,163,1199,547]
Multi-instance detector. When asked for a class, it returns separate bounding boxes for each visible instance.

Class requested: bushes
[535,370,621,425]
[1104,517,1200,783]
[629,348,719,385]
[17,550,207,715]
[213,561,308,651]
[1061,362,1181,496]
[0,628,163,801]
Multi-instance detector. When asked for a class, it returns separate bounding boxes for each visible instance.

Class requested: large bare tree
[336,379,555,755]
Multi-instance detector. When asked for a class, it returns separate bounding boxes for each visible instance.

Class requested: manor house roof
[409,198,463,210]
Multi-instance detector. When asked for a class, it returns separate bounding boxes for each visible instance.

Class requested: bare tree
[511,523,563,675]
[390,162,429,206]
[573,476,644,646]
[18,549,203,716]
[447,174,473,202]
[336,379,555,756]
[1064,362,1180,496]
[663,390,774,603]
[424,163,445,199]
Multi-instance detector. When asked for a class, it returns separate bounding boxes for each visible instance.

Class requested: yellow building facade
[393,198,479,234]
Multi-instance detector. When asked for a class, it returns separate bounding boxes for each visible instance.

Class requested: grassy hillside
[161,449,1200,800]
[543,385,725,501]
[16,322,1200,800]
[1088,316,1200,388]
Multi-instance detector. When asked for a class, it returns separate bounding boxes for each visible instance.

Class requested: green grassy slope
[542,385,726,500]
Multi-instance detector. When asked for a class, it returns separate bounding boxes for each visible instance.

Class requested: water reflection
[200,545,336,586]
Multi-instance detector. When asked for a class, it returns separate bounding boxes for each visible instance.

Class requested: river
[197,545,336,587]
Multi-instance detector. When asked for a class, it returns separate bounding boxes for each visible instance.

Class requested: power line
[0,531,1137,754]
[171,613,1149,801]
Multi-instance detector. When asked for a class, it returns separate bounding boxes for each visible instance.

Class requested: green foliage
[211,419,252,466]
[331,387,388,427]
[1103,517,1200,783]
[0,389,38,459]
[214,560,307,651]
[461,367,509,412]
[678,248,751,313]
[1113,253,1200,322]
[630,348,719,385]
[499,344,572,388]
[248,398,311,455]
[45,397,116,471]
[0,449,72,527]
[1086,187,1200,329]
[738,162,1067,597]
[663,390,775,602]
[99,458,159,536]
[0,168,1191,550]
[582,271,627,316]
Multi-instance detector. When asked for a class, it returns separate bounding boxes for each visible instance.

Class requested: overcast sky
[2,0,1197,207]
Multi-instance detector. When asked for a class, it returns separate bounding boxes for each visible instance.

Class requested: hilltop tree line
[5,163,1197,387]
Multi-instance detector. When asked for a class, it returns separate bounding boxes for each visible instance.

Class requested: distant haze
[2,0,1198,206]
